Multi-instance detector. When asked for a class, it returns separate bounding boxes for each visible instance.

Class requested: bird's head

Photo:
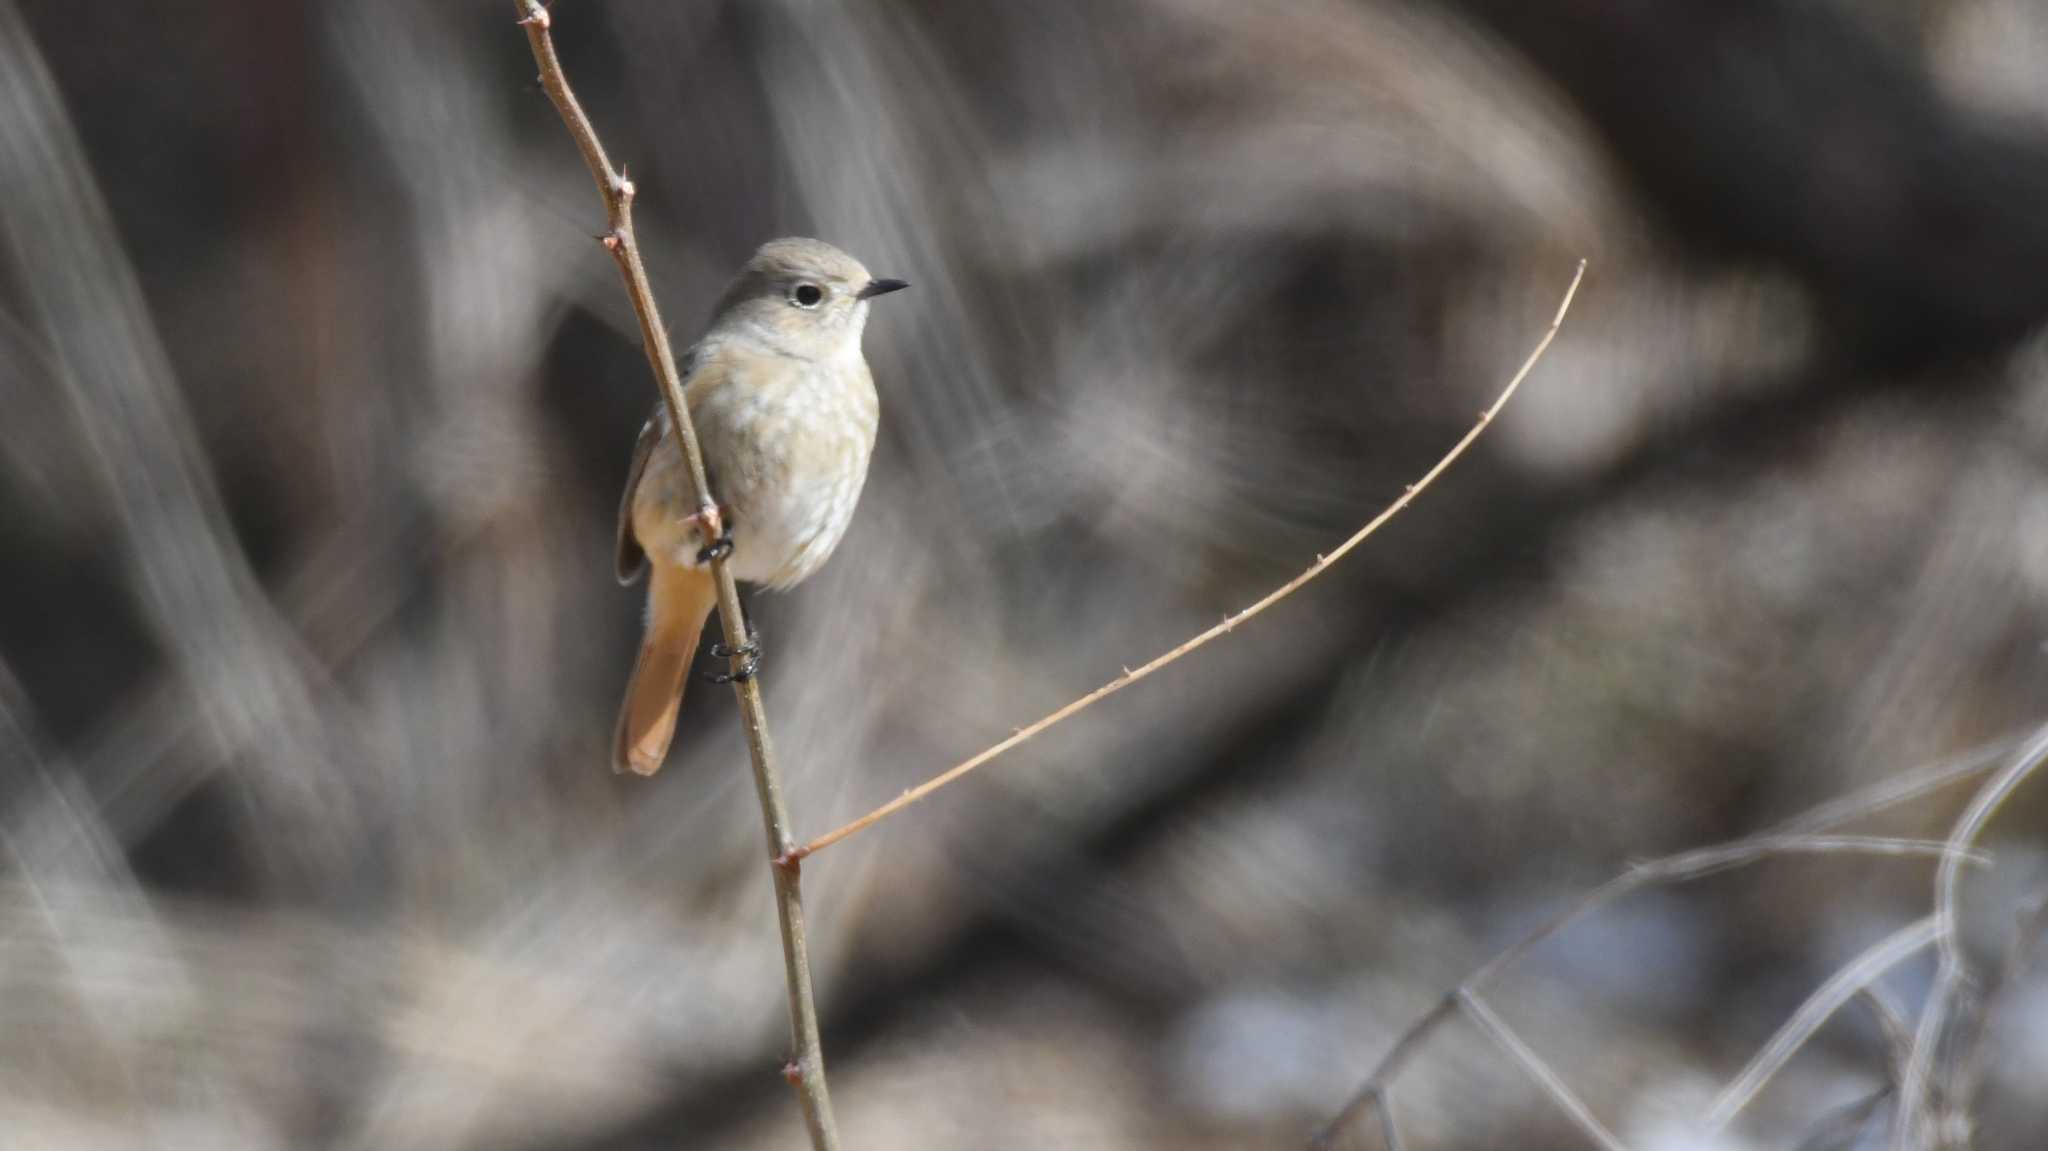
[709,237,908,360]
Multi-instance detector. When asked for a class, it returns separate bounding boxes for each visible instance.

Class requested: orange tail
[614,563,718,776]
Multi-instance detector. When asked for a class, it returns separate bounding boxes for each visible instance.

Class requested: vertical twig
[1946,890,2048,1124]
[1895,722,2048,1151]
[511,5,840,1148]
[1857,986,1914,1089]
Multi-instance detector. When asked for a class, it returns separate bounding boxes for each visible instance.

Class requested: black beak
[857,278,910,300]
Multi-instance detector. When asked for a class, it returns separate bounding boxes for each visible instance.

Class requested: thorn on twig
[600,231,623,253]
[515,4,550,29]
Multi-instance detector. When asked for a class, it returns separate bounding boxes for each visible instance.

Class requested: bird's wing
[617,345,711,584]
[614,404,664,585]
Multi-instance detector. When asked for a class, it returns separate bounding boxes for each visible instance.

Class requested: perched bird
[613,238,908,775]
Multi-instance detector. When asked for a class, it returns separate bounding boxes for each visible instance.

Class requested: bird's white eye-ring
[790,282,824,309]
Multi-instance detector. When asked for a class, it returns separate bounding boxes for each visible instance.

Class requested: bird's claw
[696,531,734,565]
[706,621,762,684]
[708,637,759,660]
[704,653,759,685]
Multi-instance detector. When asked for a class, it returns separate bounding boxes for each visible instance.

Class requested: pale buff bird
[613,238,908,775]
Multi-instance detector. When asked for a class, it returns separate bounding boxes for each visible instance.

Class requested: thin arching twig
[510,5,839,1147]
[1704,916,1940,1131]
[1766,737,2022,838]
[792,259,1589,861]
[1463,837,1975,1001]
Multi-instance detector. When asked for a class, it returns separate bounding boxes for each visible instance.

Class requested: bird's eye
[790,283,824,309]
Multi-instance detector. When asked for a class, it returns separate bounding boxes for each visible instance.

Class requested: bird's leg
[686,503,757,682]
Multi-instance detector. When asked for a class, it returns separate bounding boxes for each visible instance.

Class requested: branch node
[782,1060,805,1086]
[775,846,809,873]
[599,231,623,254]
[515,2,550,29]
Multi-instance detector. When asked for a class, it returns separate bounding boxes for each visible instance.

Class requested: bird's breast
[635,354,878,590]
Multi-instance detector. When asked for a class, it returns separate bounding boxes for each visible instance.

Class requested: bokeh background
[3,1,2048,1148]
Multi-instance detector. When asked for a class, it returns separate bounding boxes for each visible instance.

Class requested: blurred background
[3,0,2048,1147]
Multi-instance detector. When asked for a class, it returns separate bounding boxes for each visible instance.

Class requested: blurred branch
[510,5,839,1148]
[0,0,351,867]
[793,258,1589,861]
[1458,0,2048,364]
[1858,986,1913,1091]
[1895,722,2048,1149]
[1308,733,2018,1151]
[82,505,427,842]
[1372,1088,1403,1151]
[1791,1090,1889,1151]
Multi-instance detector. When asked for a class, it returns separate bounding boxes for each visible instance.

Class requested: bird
[612,237,908,776]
